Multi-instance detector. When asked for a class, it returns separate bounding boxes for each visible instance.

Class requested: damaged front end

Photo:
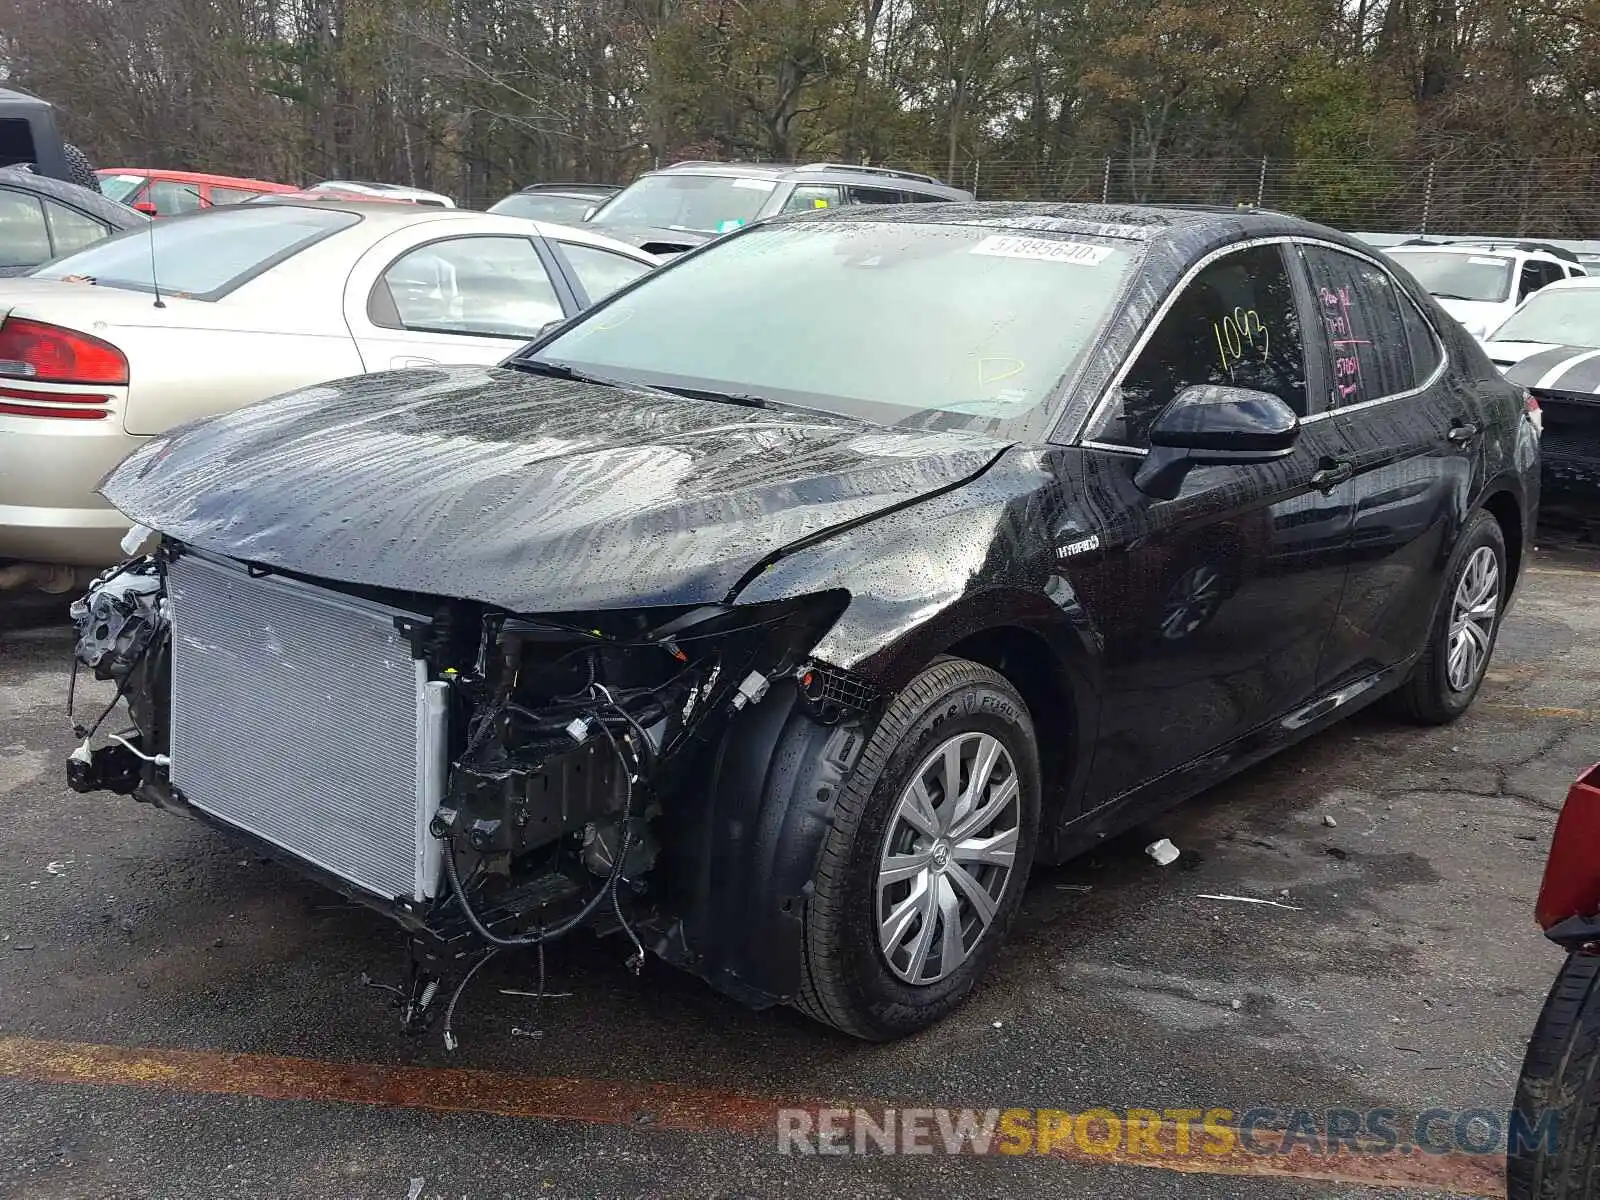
[68,542,872,1035]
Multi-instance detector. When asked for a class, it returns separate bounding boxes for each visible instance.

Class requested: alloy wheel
[1446,545,1500,693]
[876,731,1021,986]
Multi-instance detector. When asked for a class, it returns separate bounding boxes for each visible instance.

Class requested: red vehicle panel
[1535,762,1600,931]
[95,168,298,216]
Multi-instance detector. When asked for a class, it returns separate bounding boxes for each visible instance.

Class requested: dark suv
[584,160,973,254]
[70,202,1539,1043]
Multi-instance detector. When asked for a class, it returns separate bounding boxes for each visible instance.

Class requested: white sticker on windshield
[970,234,1112,265]
[1468,256,1507,266]
[731,178,778,191]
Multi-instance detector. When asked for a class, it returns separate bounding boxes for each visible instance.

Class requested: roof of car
[0,166,148,229]
[96,167,297,191]
[1388,239,1580,263]
[516,182,618,195]
[776,198,1322,237]
[643,159,971,196]
[230,197,659,260]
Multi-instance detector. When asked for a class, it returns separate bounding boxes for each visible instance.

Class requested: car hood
[1499,344,1600,394]
[1481,339,1563,369]
[584,223,714,255]
[1433,297,1502,336]
[101,365,1010,611]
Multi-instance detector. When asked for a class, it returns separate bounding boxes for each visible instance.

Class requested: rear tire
[1508,953,1600,1200]
[794,658,1040,1040]
[1391,509,1505,725]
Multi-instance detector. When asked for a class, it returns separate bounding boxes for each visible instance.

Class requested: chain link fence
[889,155,1600,239]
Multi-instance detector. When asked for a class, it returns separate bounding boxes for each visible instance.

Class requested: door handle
[1310,460,1353,491]
[1447,422,1480,444]
[390,356,439,368]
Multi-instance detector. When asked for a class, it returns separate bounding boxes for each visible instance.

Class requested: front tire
[794,658,1040,1040]
[1392,509,1506,725]
[1508,953,1600,1200]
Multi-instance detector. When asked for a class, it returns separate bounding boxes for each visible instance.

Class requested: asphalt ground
[1,534,1597,1199]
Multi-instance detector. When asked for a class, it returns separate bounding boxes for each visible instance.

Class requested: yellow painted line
[1482,702,1593,720]
[0,1036,1502,1194]
[1527,567,1600,578]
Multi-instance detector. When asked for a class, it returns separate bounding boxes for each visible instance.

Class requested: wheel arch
[942,624,1085,849]
[1481,486,1525,598]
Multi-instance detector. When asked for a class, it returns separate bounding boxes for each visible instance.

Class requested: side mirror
[536,319,565,338]
[132,201,158,216]
[1134,385,1300,501]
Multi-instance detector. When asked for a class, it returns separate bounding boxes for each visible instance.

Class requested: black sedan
[0,165,146,275]
[68,202,1540,1042]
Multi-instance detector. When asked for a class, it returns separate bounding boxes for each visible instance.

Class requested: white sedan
[0,199,659,580]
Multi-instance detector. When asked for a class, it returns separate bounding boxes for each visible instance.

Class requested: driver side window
[1093,244,1308,448]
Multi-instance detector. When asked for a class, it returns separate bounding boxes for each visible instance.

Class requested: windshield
[31,205,361,299]
[97,173,145,203]
[587,174,774,234]
[489,193,599,224]
[1489,288,1600,347]
[1387,250,1512,303]
[524,219,1140,436]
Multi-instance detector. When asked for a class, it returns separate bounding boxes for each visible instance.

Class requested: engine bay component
[71,558,165,679]
[63,538,856,1043]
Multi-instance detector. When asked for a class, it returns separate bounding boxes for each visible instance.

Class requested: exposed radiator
[166,552,446,901]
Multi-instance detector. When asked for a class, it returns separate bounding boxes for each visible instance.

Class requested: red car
[1510,764,1600,1200]
[95,168,297,216]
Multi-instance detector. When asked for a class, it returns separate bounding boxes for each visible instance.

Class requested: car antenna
[146,213,165,309]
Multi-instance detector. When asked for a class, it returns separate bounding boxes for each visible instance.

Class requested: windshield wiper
[1429,292,1484,302]
[515,359,630,389]
[654,383,771,409]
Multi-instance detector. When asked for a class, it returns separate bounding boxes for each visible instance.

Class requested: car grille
[1535,392,1600,491]
[166,552,446,901]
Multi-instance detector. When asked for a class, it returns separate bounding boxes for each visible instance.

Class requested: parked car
[0,166,146,276]
[66,202,1538,1042]
[585,160,973,255]
[0,200,658,577]
[1385,240,1585,339]
[96,169,297,215]
[1509,764,1600,1200]
[306,180,455,207]
[489,182,619,224]
[1481,277,1600,501]
[0,87,99,190]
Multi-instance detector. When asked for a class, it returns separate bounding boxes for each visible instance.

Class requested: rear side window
[33,205,361,299]
[781,184,844,213]
[1396,288,1442,382]
[558,242,651,303]
[42,199,110,256]
[0,188,50,266]
[1095,243,1308,447]
[1300,246,1415,406]
[848,186,910,205]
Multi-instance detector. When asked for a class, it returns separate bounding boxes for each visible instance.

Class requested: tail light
[1524,390,1542,435]
[0,317,126,419]
[0,318,129,386]
[1535,764,1600,931]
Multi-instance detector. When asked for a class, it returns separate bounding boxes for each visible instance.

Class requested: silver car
[0,200,658,580]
